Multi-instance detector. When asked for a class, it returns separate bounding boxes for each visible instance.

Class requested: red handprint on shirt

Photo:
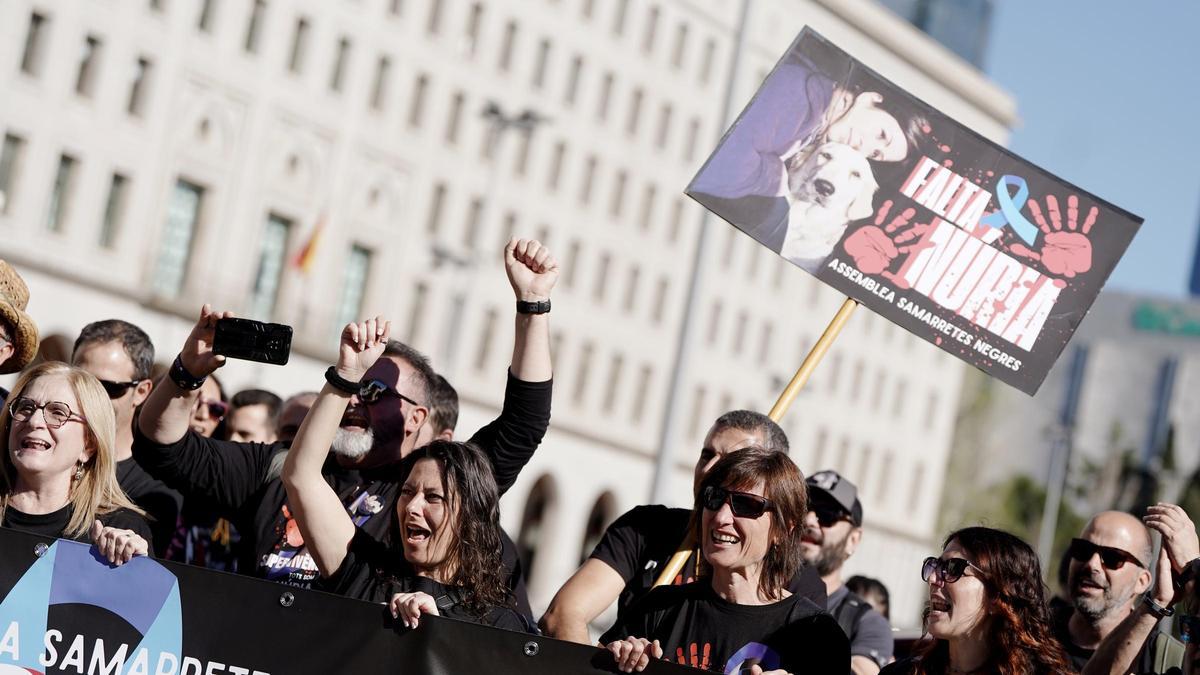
[843,200,932,277]
[1007,194,1097,279]
[676,642,712,670]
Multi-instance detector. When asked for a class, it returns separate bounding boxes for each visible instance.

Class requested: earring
[73,463,84,481]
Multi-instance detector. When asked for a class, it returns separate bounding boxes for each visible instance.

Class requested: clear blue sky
[985,2,1200,299]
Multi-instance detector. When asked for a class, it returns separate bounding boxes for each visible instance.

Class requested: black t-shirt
[116,456,183,557]
[1050,601,1179,674]
[319,528,528,632]
[591,504,827,614]
[132,372,549,595]
[3,504,153,547]
[601,581,848,673]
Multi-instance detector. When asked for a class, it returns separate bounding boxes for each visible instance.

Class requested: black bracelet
[1142,592,1175,619]
[168,355,207,391]
[516,299,551,315]
[324,366,360,395]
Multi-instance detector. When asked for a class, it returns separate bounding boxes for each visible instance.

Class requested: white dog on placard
[780,142,879,273]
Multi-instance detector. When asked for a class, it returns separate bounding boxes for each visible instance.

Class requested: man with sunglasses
[1052,510,1183,673]
[72,319,181,557]
[133,238,556,589]
[541,410,827,644]
[801,470,892,675]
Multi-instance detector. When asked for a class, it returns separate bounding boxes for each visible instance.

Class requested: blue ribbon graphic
[980,174,1040,245]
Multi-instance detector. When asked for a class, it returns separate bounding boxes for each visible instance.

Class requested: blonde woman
[1,361,151,564]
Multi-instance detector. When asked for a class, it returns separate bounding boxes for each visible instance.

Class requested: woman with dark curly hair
[281,318,524,630]
[882,526,1074,675]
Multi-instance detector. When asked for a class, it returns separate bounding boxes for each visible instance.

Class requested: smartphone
[213,318,293,365]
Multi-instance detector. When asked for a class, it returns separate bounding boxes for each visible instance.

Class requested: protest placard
[687,28,1141,395]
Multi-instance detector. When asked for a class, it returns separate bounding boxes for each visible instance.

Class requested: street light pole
[648,0,752,504]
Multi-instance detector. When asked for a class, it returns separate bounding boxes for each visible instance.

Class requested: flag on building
[292,213,325,274]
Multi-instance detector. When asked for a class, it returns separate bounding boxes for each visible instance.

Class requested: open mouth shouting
[340,408,371,431]
[404,521,433,545]
[928,594,952,618]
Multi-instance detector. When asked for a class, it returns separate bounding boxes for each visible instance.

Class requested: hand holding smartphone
[212,318,293,365]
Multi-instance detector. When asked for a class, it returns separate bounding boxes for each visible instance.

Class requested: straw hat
[0,260,38,374]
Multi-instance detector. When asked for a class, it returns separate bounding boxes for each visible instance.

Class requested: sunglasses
[98,378,143,400]
[810,501,853,528]
[9,397,87,429]
[1067,538,1145,571]
[700,485,774,519]
[921,556,984,585]
[194,397,229,420]
[358,379,422,407]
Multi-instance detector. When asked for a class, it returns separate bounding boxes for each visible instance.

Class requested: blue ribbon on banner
[980,174,1040,245]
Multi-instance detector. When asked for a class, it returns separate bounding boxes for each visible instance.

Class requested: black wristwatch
[324,366,360,395]
[169,355,207,390]
[1142,592,1175,619]
[516,299,551,315]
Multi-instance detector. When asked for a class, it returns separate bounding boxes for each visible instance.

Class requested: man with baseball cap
[0,260,39,399]
[802,469,893,675]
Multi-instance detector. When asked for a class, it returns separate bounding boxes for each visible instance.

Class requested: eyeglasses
[1067,538,1145,571]
[700,485,774,519]
[194,397,229,420]
[8,397,87,429]
[98,378,143,400]
[358,379,422,408]
[922,556,984,585]
[810,501,853,528]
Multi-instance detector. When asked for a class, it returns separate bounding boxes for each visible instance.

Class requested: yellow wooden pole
[652,297,859,589]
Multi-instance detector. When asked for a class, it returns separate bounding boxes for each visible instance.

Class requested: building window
[641,6,659,54]
[407,282,427,345]
[426,182,447,233]
[580,0,595,19]
[602,354,624,414]
[532,39,551,89]
[463,3,483,58]
[612,0,629,35]
[609,170,627,218]
[127,57,153,117]
[655,103,672,149]
[850,360,864,401]
[578,493,615,565]
[671,22,688,68]
[498,21,517,72]
[631,365,652,423]
[707,299,723,346]
[98,173,129,249]
[652,277,668,324]
[334,245,372,330]
[329,38,351,92]
[758,321,773,365]
[684,117,701,163]
[474,307,498,372]
[249,214,291,319]
[826,353,843,393]
[564,240,580,289]
[871,370,886,409]
[463,197,484,249]
[564,55,582,105]
[0,134,27,215]
[198,0,217,32]
[924,391,938,429]
[390,0,404,16]
[546,140,566,191]
[445,91,464,144]
[45,155,78,233]
[426,0,444,34]
[596,72,613,121]
[892,379,906,417]
[669,198,684,241]
[573,342,593,404]
[500,211,518,248]
[408,74,429,128]
[20,12,48,76]
[908,463,926,512]
[287,17,310,74]
[732,310,748,355]
[593,252,610,302]
[622,265,640,312]
[153,179,204,298]
[625,87,643,136]
[699,37,716,84]
[513,132,532,177]
[638,184,657,231]
[578,155,597,205]
[878,452,894,505]
[75,36,103,98]
[516,476,556,581]
[688,385,708,440]
[370,55,391,110]
[244,0,266,53]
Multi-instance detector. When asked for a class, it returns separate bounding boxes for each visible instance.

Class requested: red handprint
[1008,194,1097,279]
[676,642,712,670]
[843,200,931,276]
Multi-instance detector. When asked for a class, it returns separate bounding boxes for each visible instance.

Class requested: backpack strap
[831,590,873,641]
